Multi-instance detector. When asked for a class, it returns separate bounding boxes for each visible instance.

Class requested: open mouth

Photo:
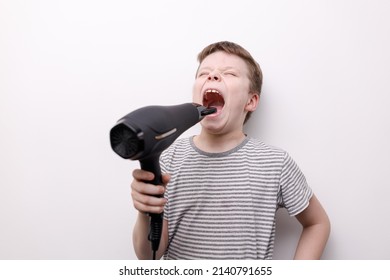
[202,89,225,114]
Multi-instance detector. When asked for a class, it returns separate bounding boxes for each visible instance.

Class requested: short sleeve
[277,152,313,216]
[160,155,169,220]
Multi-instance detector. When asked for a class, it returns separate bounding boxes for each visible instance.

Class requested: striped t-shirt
[160,136,312,259]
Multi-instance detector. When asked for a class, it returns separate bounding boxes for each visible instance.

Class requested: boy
[131,41,330,259]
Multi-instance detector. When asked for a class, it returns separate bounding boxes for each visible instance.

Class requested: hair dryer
[109,102,215,259]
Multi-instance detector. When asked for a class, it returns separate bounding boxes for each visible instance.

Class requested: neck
[193,129,247,153]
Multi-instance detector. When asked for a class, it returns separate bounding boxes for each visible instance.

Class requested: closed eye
[197,72,209,78]
[224,72,237,77]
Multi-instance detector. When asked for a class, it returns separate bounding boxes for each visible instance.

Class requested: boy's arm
[131,169,170,259]
[293,194,331,259]
[133,214,168,260]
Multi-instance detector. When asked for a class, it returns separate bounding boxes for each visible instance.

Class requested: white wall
[1,0,389,259]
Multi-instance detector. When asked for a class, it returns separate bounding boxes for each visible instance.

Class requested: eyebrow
[195,66,242,78]
[198,66,237,71]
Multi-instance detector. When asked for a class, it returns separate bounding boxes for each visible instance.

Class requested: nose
[207,72,221,82]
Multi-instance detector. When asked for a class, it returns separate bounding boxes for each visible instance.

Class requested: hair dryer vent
[110,123,143,159]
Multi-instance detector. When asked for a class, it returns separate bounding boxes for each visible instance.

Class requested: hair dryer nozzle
[200,106,217,116]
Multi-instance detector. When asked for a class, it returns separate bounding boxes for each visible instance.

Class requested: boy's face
[193,51,258,134]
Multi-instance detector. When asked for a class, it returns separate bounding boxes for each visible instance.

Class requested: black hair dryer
[109,102,215,259]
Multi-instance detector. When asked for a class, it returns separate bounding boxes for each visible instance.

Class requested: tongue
[210,101,224,111]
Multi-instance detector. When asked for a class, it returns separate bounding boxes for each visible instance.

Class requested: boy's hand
[131,169,170,214]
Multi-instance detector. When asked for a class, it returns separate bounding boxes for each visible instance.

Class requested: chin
[200,118,227,134]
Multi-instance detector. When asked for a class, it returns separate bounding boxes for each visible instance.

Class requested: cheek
[192,80,203,102]
[227,82,250,106]
[192,85,200,103]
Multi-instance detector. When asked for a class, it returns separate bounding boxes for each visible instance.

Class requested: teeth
[205,89,220,94]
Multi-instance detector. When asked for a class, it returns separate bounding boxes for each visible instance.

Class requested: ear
[245,92,259,112]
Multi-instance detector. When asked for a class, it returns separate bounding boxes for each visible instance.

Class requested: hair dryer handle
[140,156,163,186]
[139,156,164,258]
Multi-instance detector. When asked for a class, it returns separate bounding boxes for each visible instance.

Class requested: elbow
[324,213,331,242]
[317,208,331,239]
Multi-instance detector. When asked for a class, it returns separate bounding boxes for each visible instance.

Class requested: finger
[132,193,167,214]
[161,173,171,186]
[131,180,165,196]
[132,169,154,181]
[133,200,165,214]
[132,192,167,207]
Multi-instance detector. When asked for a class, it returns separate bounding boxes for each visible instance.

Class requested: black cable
[152,250,156,260]
[149,213,163,260]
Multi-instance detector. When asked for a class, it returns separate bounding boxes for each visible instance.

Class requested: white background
[1,0,389,259]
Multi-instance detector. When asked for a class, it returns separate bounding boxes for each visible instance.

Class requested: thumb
[161,173,171,186]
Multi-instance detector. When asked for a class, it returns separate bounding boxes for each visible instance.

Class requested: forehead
[199,51,249,73]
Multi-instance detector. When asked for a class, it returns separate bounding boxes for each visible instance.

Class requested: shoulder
[248,139,304,174]
[246,137,287,159]
[163,137,192,155]
[160,137,193,167]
